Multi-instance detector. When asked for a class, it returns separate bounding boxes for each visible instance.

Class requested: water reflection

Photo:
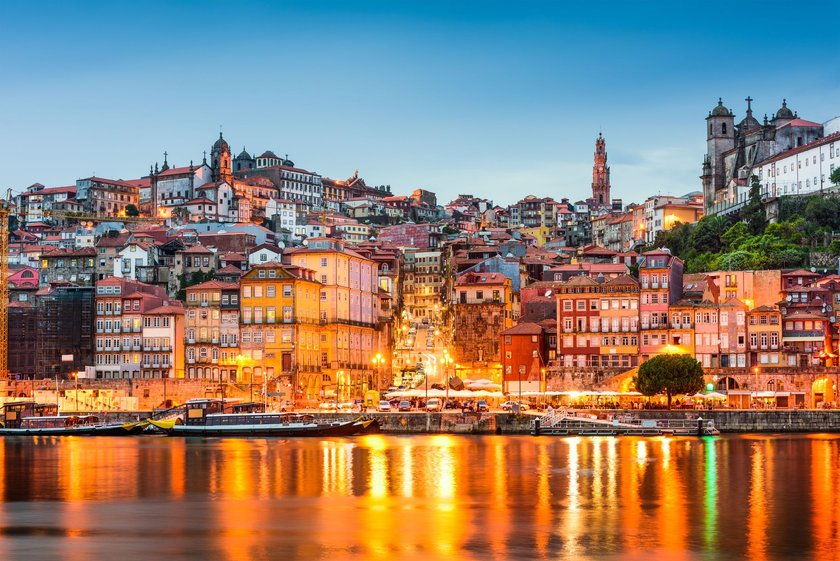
[0,434,837,560]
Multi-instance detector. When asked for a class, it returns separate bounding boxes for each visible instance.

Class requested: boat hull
[0,421,150,437]
[162,419,374,438]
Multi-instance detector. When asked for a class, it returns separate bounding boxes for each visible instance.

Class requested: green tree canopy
[125,204,140,217]
[831,167,840,186]
[635,354,705,409]
[740,174,768,235]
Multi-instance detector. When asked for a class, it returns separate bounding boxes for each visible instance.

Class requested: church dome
[775,99,794,120]
[237,148,252,160]
[710,98,731,117]
[213,132,230,153]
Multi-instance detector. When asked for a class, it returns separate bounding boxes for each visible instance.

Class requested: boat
[148,399,378,437]
[531,409,720,437]
[0,401,149,436]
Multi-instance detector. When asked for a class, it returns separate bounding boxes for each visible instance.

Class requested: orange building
[238,263,322,400]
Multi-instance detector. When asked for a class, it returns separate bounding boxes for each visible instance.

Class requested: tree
[740,175,767,235]
[635,354,704,409]
[125,204,140,217]
[831,167,840,187]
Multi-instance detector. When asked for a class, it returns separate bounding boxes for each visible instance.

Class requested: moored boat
[0,401,149,436]
[148,399,377,437]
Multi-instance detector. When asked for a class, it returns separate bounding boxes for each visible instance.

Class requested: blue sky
[2,0,838,206]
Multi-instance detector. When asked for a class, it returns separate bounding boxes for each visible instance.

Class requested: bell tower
[592,133,610,206]
[211,131,232,183]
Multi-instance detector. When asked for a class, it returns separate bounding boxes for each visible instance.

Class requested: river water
[0,434,837,560]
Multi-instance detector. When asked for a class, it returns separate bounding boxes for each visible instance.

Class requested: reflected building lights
[703,438,718,552]
[747,442,768,561]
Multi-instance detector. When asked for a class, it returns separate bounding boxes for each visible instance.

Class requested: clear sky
[2,0,838,206]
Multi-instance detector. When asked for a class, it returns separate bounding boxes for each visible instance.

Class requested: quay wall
[324,411,840,435]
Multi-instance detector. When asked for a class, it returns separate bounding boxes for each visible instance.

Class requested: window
[283,285,292,297]
[564,301,573,311]
[267,285,275,298]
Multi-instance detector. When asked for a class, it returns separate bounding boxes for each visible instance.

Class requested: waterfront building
[781,312,830,367]
[717,298,748,368]
[597,275,641,368]
[238,263,321,396]
[452,271,513,378]
[93,277,169,379]
[639,249,684,361]
[747,305,782,367]
[556,276,601,368]
[283,238,380,400]
[667,299,695,356]
[141,303,185,381]
[184,280,240,381]
[693,300,721,368]
[402,248,443,321]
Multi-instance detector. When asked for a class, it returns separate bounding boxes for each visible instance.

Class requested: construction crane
[0,190,12,380]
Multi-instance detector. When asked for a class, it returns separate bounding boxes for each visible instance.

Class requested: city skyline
[3,0,839,205]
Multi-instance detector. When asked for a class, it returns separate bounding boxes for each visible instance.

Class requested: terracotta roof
[783,312,827,321]
[501,322,544,336]
[750,305,779,313]
[180,243,213,254]
[455,272,508,285]
[605,274,639,287]
[216,264,244,276]
[761,131,840,166]
[186,280,239,291]
[146,304,185,315]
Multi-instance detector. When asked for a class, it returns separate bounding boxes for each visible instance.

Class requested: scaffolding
[35,286,95,378]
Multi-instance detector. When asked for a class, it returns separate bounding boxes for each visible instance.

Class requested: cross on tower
[745,96,753,115]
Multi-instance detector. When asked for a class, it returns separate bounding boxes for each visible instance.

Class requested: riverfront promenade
[67,409,840,435]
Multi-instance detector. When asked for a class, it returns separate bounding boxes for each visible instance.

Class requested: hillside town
[7,97,840,410]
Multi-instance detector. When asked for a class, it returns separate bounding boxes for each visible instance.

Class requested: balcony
[187,358,195,364]
[132,344,141,351]
[211,338,219,344]
[186,338,196,344]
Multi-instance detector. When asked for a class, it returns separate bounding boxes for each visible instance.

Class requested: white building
[265,198,298,233]
[148,163,213,215]
[248,243,283,266]
[114,242,154,280]
[754,125,840,199]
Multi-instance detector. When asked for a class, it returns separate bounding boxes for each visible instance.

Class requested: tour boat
[531,409,720,437]
[0,401,149,436]
[148,399,378,437]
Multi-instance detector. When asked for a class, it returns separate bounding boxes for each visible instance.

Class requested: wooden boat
[148,399,377,437]
[0,401,149,436]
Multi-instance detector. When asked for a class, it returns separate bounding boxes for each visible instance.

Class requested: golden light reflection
[810,438,840,553]
[535,442,551,556]
[747,442,768,561]
[561,437,582,557]
[7,435,840,560]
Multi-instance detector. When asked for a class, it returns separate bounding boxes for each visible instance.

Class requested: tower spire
[592,133,611,206]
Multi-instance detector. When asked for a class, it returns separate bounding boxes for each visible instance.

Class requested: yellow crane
[0,191,12,379]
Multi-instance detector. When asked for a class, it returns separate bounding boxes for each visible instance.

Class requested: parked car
[476,400,489,412]
[500,401,529,412]
[378,400,392,412]
[398,401,412,412]
[426,398,442,411]
[318,402,337,411]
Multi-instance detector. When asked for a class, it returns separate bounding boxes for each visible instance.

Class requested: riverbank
[64,409,840,434]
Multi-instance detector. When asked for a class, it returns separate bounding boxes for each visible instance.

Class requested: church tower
[702,98,735,214]
[592,133,610,206]
[211,132,232,182]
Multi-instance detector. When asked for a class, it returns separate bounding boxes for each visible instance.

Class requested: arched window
[722,123,727,134]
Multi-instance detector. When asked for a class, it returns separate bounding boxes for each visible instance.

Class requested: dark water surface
[0,434,837,560]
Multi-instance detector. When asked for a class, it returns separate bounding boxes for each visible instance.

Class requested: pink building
[638,249,684,361]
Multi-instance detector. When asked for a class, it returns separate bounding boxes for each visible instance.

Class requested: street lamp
[371,352,386,391]
[441,350,454,409]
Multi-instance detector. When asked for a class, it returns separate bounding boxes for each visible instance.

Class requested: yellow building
[285,238,381,401]
[238,263,322,402]
[519,226,552,247]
